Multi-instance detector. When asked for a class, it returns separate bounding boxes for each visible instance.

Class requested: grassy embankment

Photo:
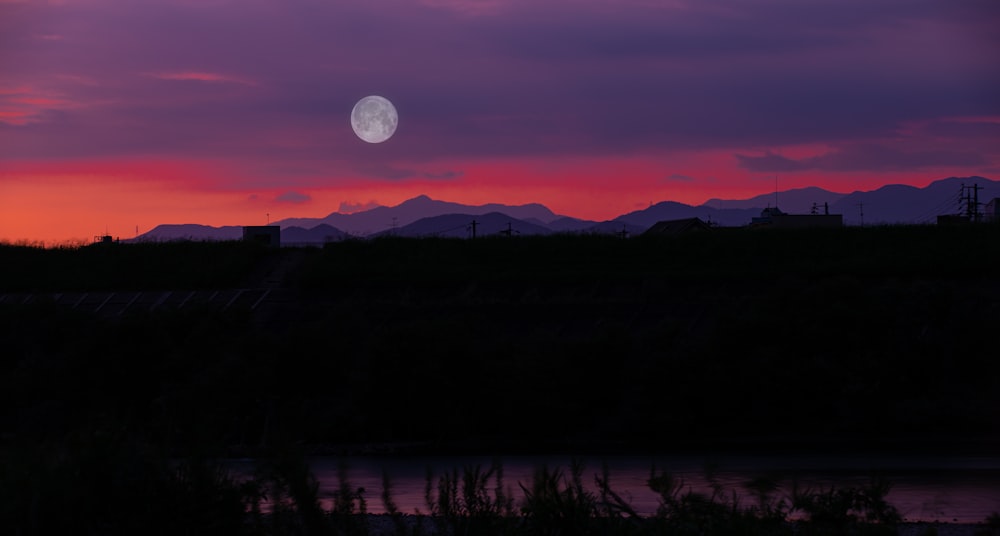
[2,225,999,454]
[1,226,1000,532]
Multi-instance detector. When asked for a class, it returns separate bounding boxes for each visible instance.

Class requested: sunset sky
[2,0,998,244]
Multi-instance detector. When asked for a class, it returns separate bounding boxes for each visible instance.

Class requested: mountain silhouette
[614,201,760,229]
[704,186,845,213]
[281,224,349,244]
[135,224,244,241]
[369,212,553,238]
[273,195,564,237]
[828,176,999,225]
[618,176,998,228]
[132,176,997,242]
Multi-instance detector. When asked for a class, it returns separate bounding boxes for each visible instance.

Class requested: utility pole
[470,219,478,239]
[965,183,983,222]
[857,202,864,227]
[975,183,982,223]
[266,213,270,225]
[501,221,513,238]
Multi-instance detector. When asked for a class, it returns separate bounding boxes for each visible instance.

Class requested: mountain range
[133,176,998,243]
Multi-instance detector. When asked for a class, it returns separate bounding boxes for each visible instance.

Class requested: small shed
[243,225,281,247]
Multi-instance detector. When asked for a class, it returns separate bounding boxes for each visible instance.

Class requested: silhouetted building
[243,226,280,247]
[986,198,1000,223]
[750,207,842,228]
[643,217,713,235]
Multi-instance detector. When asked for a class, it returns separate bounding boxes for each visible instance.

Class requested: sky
[1,0,999,244]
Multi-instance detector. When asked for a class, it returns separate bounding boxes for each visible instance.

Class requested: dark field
[2,224,998,456]
[3,225,1000,533]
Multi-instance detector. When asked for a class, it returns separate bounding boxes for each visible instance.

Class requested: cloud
[0,85,88,126]
[735,151,810,172]
[666,173,696,182]
[418,0,506,16]
[275,191,311,204]
[736,144,990,173]
[338,200,381,214]
[2,0,998,172]
[356,164,417,181]
[0,110,34,126]
[924,118,1000,140]
[422,170,463,180]
[145,71,257,85]
[355,164,464,181]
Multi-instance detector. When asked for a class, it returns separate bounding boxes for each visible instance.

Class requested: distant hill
[614,201,761,229]
[281,224,349,244]
[132,176,998,242]
[704,186,845,214]
[829,176,1000,225]
[273,195,567,236]
[546,216,599,233]
[369,212,553,238]
[622,176,998,228]
[133,224,244,242]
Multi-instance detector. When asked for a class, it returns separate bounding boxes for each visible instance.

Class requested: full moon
[351,95,398,143]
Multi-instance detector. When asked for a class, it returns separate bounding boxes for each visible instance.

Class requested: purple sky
[1,0,998,243]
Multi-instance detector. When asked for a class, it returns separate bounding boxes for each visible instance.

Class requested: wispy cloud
[0,110,34,126]
[423,170,464,180]
[736,144,990,173]
[145,71,257,85]
[2,0,999,242]
[0,85,86,125]
[275,191,311,204]
[338,200,381,214]
[354,164,465,181]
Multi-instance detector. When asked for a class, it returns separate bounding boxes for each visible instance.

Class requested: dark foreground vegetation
[10,448,984,536]
[2,224,1000,532]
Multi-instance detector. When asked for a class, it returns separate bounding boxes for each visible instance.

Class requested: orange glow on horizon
[1,154,994,245]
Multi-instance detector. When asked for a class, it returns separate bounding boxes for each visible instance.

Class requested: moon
[351,95,398,143]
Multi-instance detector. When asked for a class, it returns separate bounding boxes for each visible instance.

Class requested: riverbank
[897,523,988,536]
[290,515,995,536]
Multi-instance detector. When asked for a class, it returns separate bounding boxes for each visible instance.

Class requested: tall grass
[3,228,998,533]
[0,439,975,535]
